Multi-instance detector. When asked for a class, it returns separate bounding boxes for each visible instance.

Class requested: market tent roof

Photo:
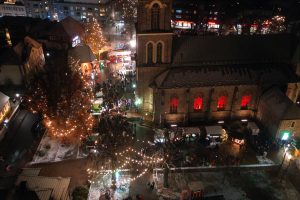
[205,126,223,136]
[172,34,294,66]
[68,44,96,64]
[181,127,200,135]
[150,64,298,89]
[0,91,9,111]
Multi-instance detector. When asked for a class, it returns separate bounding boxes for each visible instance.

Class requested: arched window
[217,96,227,110]
[147,43,153,63]
[194,96,203,111]
[170,96,179,113]
[156,42,163,63]
[241,95,251,109]
[151,3,160,30]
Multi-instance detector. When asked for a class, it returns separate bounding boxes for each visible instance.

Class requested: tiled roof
[68,44,96,63]
[151,64,298,89]
[172,34,295,66]
[16,173,71,200]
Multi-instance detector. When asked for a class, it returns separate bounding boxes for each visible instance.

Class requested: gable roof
[151,64,298,89]
[60,16,84,39]
[16,175,70,200]
[68,44,96,64]
[172,34,295,66]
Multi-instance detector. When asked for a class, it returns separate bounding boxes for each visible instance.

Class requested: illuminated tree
[25,51,94,143]
[84,18,110,58]
[269,15,286,33]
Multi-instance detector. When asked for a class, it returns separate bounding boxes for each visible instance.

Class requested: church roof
[151,64,298,89]
[172,34,295,66]
[259,87,300,120]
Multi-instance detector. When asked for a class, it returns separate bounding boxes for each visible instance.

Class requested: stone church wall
[153,85,258,125]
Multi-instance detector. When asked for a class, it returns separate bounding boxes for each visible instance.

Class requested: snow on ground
[155,172,249,200]
[31,135,81,164]
[256,156,274,164]
[88,171,131,200]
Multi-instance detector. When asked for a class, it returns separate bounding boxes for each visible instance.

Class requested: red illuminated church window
[217,96,227,110]
[194,97,203,111]
[170,97,179,113]
[241,95,251,109]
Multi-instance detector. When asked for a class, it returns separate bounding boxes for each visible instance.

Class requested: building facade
[0,1,26,17]
[136,0,300,128]
[51,0,108,22]
[24,0,51,19]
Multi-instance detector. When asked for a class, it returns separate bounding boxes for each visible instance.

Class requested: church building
[136,0,300,129]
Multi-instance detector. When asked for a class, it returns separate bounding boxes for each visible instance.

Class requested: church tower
[136,0,173,114]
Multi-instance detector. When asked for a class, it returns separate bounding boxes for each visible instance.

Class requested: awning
[205,126,222,136]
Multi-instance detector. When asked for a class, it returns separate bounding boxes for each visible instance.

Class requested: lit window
[194,97,203,111]
[241,95,251,109]
[176,9,182,13]
[170,97,179,113]
[217,96,227,110]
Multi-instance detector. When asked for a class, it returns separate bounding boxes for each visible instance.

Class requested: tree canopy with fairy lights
[25,51,94,143]
[84,18,110,57]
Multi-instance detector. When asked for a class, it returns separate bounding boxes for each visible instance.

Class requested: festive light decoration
[87,142,164,185]
[113,0,137,23]
[84,18,110,57]
[26,56,95,143]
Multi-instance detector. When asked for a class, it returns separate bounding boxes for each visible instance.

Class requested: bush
[72,186,88,200]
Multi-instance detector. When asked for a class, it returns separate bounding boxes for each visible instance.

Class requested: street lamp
[132,83,136,88]
[134,98,142,106]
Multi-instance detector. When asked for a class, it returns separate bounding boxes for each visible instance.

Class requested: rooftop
[151,64,298,89]
[172,34,295,66]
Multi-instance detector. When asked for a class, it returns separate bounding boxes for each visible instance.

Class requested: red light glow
[194,97,203,110]
[241,95,251,108]
[217,96,227,110]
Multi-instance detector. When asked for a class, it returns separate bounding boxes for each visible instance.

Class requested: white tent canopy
[205,126,223,137]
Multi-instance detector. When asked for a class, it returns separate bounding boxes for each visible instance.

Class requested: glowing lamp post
[135,98,142,106]
[281,131,290,141]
